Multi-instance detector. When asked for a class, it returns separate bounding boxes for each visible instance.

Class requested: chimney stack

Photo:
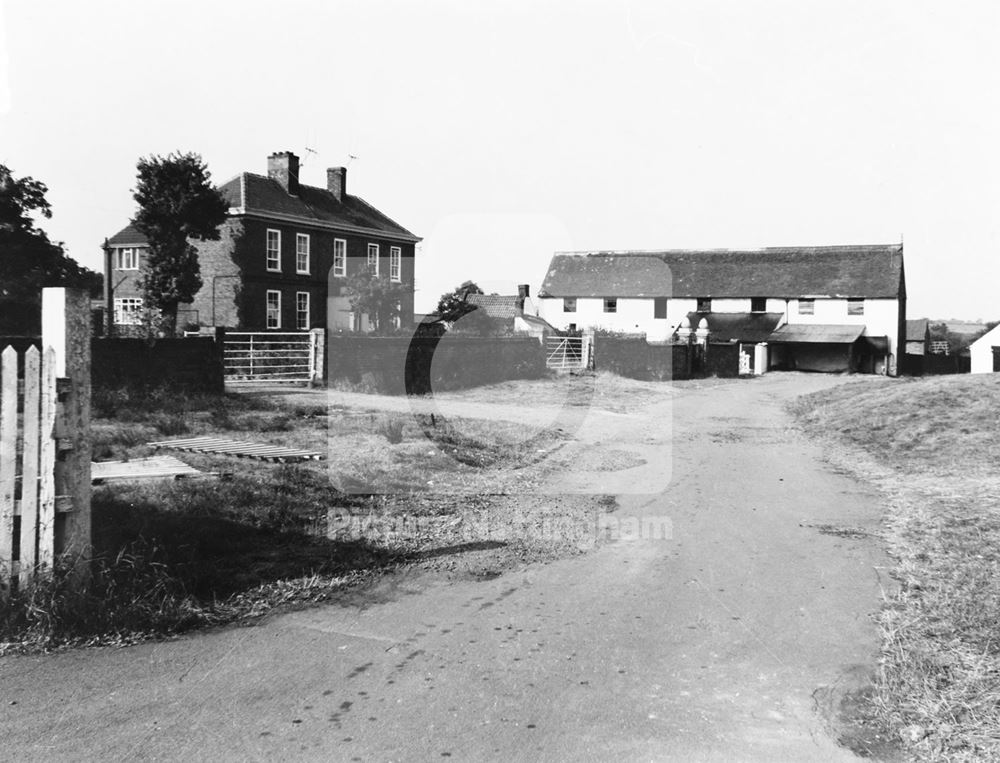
[516,284,530,316]
[268,151,299,195]
[327,167,347,202]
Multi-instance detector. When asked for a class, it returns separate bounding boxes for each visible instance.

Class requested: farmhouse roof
[767,324,866,344]
[219,173,420,241]
[906,318,930,341]
[467,293,519,320]
[539,245,904,299]
[686,312,784,343]
[107,223,149,246]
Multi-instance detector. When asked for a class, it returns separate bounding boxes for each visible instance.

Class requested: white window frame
[114,297,143,325]
[798,298,815,315]
[389,246,401,282]
[296,291,310,330]
[296,233,310,274]
[333,238,347,278]
[266,229,281,272]
[116,247,139,270]
[266,290,281,329]
[367,243,379,275]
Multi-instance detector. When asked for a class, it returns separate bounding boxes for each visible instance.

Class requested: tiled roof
[107,223,148,246]
[540,245,904,299]
[220,173,419,241]
[906,318,929,341]
[767,324,866,344]
[686,312,784,343]
[467,294,518,320]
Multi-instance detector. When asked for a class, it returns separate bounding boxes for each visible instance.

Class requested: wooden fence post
[310,328,325,383]
[42,287,92,583]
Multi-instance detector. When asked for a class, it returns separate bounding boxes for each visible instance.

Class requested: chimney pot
[268,151,300,195]
[327,167,347,201]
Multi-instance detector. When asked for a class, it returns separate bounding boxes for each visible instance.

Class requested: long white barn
[536,244,906,375]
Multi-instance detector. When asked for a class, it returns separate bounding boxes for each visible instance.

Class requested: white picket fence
[0,288,92,599]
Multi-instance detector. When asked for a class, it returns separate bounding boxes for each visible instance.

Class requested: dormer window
[697,297,711,312]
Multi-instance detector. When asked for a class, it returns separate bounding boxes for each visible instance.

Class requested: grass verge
[792,373,1000,761]
[2,383,608,653]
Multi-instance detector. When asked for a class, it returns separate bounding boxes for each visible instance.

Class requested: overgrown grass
[2,383,581,652]
[793,373,1000,761]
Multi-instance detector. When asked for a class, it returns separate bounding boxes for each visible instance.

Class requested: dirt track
[1,373,893,761]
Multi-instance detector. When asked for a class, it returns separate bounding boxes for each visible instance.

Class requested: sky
[1,0,999,320]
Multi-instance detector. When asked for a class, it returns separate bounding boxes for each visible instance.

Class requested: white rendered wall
[971,325,1000,373]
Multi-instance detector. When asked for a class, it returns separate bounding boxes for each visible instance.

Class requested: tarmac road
[1,373,892,761]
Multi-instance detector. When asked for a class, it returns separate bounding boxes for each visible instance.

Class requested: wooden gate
[0,288,92,599]
[546,335,590,370]
[223,331,321,383]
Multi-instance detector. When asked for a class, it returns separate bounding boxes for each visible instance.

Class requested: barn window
[603,298,617,313]
[847,298,864,316]
[697,297,711,312]
[563,298,577,312]
[798,299,815,315]
[751,297,767,313]
[654,297,667,319]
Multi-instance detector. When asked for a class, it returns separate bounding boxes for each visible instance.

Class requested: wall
[971,324,1000,373]
[327,335,545,394]
[591,335,692,380]
[91,337,224,393]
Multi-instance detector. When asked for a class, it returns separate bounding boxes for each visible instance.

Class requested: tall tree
[344,272,409,334]
[435,280,483,322]
[0,164,101,334]
[132,152,228,334]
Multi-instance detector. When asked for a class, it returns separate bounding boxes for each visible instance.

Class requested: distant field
[794,373,1000,762]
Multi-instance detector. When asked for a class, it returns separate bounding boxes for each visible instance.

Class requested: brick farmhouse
[103,151,420,333]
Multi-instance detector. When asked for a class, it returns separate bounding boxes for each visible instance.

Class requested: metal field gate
[546,335,590,371]
[224,332,319,383]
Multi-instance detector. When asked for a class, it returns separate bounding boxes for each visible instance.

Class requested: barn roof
[107,223,149,246]
[768,324,866,344]
[219,173,419,241]
[539,245,904,299]
[686,312,784,343]
[467,293,519,320]
[906,318,929,341]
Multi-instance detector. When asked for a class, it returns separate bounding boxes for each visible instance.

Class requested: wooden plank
[18,347,41,587]
[0,346,17,600]
[37,346,57,573]
[91,456,206,484]
[45,288,92,577]
[148,435,324,461]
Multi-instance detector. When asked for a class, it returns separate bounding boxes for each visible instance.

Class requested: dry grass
[793,373,1000,761]
[2,383,608,653]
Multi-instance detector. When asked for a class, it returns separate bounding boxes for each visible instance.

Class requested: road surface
[1,373,892,761]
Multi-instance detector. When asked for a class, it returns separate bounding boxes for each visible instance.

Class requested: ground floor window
[296,291,310,330]
[266,290,281,329]
[114,297,144,325]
